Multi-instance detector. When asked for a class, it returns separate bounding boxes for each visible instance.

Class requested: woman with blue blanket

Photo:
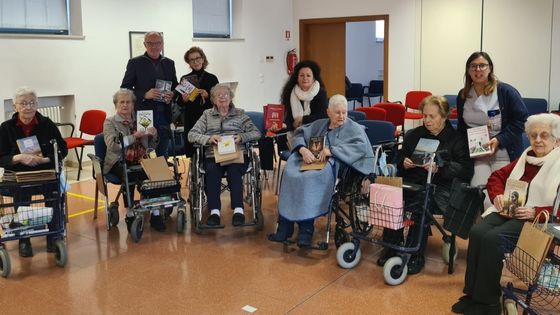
[268,94,374,248]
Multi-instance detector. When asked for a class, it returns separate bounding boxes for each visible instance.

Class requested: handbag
[369,183,403,229]
[443,178,485,239]
[512,211,554,283]
[125,140,147,164]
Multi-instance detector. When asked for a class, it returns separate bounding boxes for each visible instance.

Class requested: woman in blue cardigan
[456,52,528,209]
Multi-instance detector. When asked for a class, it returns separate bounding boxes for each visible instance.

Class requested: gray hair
[525,113,560,139]
[112,88,136,107]
[13,86,38,104]
[210,83,235,100]
[144,31,163,42]
[328,94,348,109]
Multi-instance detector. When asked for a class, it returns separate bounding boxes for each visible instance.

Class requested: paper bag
[374,176,402,188]
[212,145,243,164]
[370,183,404,229]
[512,211,554,282]
[141,156,174,181]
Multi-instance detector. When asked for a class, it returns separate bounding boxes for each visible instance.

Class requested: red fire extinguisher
[286,49,298,75]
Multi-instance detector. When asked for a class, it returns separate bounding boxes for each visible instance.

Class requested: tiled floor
[0,161,507,314]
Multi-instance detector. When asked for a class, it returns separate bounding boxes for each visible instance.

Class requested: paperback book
[500,178,528,218]
[175,77,199,101]
[16,135,41,156]
[467,126,492,158]
[155,79,172,102]
[137,110,154,132]
[410,138,439,166]
[301,135,327,171]
[263,104,285,130]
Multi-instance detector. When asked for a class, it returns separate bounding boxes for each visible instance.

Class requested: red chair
[373,102,405,138]
[355,107,386,121]
[58,109,106,180]
[449,108,458,119]
[404,90,432,133]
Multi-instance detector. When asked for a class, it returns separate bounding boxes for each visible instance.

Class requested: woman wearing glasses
[456,52,528,209]
[177,46,219,157]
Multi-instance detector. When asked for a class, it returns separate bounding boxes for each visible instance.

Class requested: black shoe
[19,238,33,257]
[464,302,501,315]
[407,255,425,275]
[150,214,166,232]
[297,221,314,248]
[376,248,396,266]
[46,236,56,253]
[451,295,474,314]
[232,213,245,226]
[207,214,221,226]
[267,218,294,243]
[125,216,134,232]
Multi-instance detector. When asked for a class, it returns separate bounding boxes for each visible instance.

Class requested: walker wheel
[54,240,68,267]
[0,248,11,277]
[336,242,361,269]
[131,216,144,242]
[383,256,408,285]
[109,202,120,228]
[176,209,186,233]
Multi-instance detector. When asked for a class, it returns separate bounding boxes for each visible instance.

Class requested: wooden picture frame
[129,31,164,58]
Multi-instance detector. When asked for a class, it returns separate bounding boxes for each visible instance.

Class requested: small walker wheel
[383,256,408,285]
[255,210,264,231]
[336,242,361,269]
[0,248,11,277]
[109,202,120,228]
[442,240,458,265]
[54,240,68,267]
[131,216,144,242]
[176,208,186,233]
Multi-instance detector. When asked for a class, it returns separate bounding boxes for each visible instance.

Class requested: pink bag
[370,183,404,229]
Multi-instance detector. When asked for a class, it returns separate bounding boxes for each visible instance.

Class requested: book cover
[300,136,327,171]
[155,79,172,102]
[263,104,284,130]
[16,135,42,156]
[137,110,154,132]
[467,126,492,157]
[175,78,199,101]
[410,138,439,166]
[217,135,237,155]
[501,178,528,218]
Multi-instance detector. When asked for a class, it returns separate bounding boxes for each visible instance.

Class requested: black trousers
[463,213,523,305]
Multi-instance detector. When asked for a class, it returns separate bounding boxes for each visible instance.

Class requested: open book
[467,126,492,158]
[500,178,528,218]
[410,138,439,166]
[300,136,327,171]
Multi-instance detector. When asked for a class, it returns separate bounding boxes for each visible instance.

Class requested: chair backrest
[405,90,432,111]
[79,110,107,136]
[373,102,405,127]
[367,80,383,95]
[357,120,396,145]
[355,107,386,121]
[346,83,364,100]
[444,94,458,108]
[522,97,548,116]
[347,110,366,121]
[245,111,265,134]
[93,133,107,161]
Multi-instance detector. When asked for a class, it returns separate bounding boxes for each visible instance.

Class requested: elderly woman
[0,87,68,257]
[177,46,219,157]
[268,94,374,248]
[377,95,473,274]
[103,89,159,231]
[451,113,560,315]
[188,84,261,227]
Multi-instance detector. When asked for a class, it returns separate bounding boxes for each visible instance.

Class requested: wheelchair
[188,141,263,233]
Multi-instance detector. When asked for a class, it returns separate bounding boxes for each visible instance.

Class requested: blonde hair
[419,95,450,119]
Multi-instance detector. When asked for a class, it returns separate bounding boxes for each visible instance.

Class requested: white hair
[13,86,37,103]
[525,113,560,138]
[144,31,163,42]
[328,94,348,109]
[112,88,136,107]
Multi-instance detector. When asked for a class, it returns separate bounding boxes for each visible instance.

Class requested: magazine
[263,104,285,130]
[500,178,528,218]
[155,79,172,102]
[410,138,439,166]
[137,110,154,132]
[16,135,41,156]
[300,136,327,171]
[467,126,492,158]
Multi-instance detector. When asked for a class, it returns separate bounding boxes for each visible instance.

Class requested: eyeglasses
[188,56,203,63]
[215,93,230,99]
[145,41,162,47]
[469,63,489,71]
[16,100,37,108]
[529,132,554,141]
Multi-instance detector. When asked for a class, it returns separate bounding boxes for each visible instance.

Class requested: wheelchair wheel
[0,248,11,278]
[176,207,186,233]
[131,216,144,242]
[109,202,120,228]
[336,242,362,269]
[383,256,408,286]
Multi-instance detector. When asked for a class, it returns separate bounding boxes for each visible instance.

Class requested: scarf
[289,80,320,119]
[482,146,560,217]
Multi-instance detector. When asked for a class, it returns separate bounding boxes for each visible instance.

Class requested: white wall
[346,21,384,87]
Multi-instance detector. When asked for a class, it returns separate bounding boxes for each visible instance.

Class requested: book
[467,126,492,158]
[500,178,528,218]
[16,135,42,156]
[217,135,237,155]
[175,77,199,101]
[137,110,154,132]
[410,138,439,166]
[155,79,172,102]
[263,104,285,130]
[300,136,327,171]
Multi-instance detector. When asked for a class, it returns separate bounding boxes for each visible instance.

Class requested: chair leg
[77,146,85,181]
[94,183,99,220]
[275,158,282,195]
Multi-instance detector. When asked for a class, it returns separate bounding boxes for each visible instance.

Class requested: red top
[16,115,38,137]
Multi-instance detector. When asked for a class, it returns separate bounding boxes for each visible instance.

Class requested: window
[192,0,231,38]
[0,0,70,35]
[375,20,384,43]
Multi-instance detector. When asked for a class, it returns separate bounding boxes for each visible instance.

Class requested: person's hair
[210,84,235,108]
[280,60,325,104]
[13,86,38,104]
[328,94,348,110]
[144,31,163,42]
[460,51,498,100]
[419,95,450,119]
[525,113,560,139]
[184,46,209,69]
[112,88,136,107]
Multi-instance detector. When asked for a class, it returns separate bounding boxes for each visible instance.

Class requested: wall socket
[265,56,274,63]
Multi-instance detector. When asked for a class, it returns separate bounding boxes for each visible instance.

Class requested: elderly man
[121,31,178,157]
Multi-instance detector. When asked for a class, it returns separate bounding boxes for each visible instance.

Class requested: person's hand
[493,194,505,211]
[487,138,499,154]
[269,122,287,132]
[293,116,303,129]
[163,91,174,104]
[423,162,438,173]
[181,92,191,102]
[199,89,209,100]
[146,127,157,137]
[299,147,317,164]
[145,88,162,100]
[403,157,415,169]
[317,147,331,162]
[515,207,536,220]
[233,135,241,144]
[133,130,146,139]
[208,135,221,145]
[13,154,47,167]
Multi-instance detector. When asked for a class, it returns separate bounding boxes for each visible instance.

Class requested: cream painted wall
[551,0,560,110]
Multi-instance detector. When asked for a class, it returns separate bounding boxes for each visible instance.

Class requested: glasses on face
[469,63,489,71]
[188,56,203,63]
[16,100,37,108]
[215,93,230,99]
[529,132,554,141]
[145,41,162,47]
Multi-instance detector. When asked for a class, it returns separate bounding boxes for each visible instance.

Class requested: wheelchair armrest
[56,122,76,137]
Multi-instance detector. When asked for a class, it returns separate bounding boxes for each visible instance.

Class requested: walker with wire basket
[0,140,68,277]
